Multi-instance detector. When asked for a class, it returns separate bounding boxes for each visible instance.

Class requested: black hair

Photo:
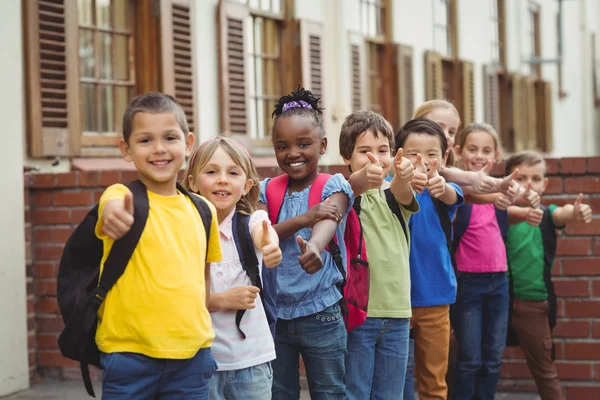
[394,118,448,155]
[271,87,324,136]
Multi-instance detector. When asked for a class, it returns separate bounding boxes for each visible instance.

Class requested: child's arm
[205,263,211,310]
[390,149,416,206]
[208,286,261,312]
[296,191,349,275]
[513,183,541,209]
[99,192,134,240]
[464,192,498,204]
[439,162,497,194]
[508,206,543,226]
[251,220,282,268]
[552,193,593,227]
[348,152,386,196]
[428,160,458,205]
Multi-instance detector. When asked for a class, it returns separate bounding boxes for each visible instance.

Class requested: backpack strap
[231,212,264,339]
[431,197,452,252]
[539,205,558,334]
[177,184,212,259]
[451,204,472,255]
[494,206,509,241]
[265,175,290,225]
[383,188,408,245]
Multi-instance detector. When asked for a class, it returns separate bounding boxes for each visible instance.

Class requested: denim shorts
[209,362,273,400]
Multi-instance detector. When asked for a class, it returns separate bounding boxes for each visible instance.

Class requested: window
[78,0,135,146]
[432,0,457,58]
[529,2,541,77]
[360,0,386,39]
[360,0,386,115]
[490,0,506,68]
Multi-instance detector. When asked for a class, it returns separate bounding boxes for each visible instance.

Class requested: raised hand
[394,148,414,184]
[223,286,260,310]
[303,197,341,227]
[500,169,520,202]
[494,193,512,211]
[261,219,282,268]
[526,207,544,226]
[427,160,446,198]
[472,160,498,194]
[522,183,541,209]
[297,235,323,275]
[364,151,385,189]
[411,154,428,194]
[102,192,135,240]
[573,193,593,223]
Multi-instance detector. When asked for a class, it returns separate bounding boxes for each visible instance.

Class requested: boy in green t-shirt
[506,151,592,400]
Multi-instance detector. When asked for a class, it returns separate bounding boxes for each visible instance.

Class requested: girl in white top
[183,137,282,400]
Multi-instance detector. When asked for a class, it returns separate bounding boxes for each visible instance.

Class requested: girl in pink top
[450,123,519,400]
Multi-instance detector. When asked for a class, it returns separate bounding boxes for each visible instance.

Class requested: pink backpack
[265,173,369,331]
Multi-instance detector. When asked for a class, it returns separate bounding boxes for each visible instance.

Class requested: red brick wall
[24,159,599,397]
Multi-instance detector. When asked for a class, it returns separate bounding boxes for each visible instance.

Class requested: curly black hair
[271,87,324,136]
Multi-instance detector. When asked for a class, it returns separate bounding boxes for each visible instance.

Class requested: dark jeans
[452,272,508,400]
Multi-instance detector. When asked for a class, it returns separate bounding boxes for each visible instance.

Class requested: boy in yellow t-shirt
[95,92,222,399]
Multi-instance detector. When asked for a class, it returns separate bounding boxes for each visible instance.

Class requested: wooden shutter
[217,1,250,135]
[483,65,500,131]
[397,44,414,125]
[160,0,197,134]
[511,74,525,151]
[349,32,365,111]
[424,51,443,100]
[522,76,537,150]
[24,0,80,157]
[461,61,475,126]
[300,20,324,101]
[535,80,553,152]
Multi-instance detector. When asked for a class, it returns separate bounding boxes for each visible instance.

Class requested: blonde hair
[182,137,260,215]
[413,100,461,166]
[456,122,502,154]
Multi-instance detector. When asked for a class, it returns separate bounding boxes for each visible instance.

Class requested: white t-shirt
[209,209,276,371]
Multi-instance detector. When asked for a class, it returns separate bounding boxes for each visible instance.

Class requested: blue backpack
[231,211,277,338]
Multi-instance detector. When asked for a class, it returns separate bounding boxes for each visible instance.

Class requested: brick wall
[24,159,599,397]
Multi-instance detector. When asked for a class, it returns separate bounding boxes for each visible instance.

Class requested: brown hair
[182,137,260,215]
[339,110,394,160]
[122,92,188,143]
[505,150,547,176]
[413,100,461,166]
[456,122,502,153]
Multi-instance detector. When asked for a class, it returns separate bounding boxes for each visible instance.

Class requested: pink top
[455,204,507,273]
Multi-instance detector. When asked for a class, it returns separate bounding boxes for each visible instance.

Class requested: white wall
[0,0,30,396]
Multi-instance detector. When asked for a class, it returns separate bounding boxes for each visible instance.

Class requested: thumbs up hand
[494,193,512,211]
[261,220,282,268]
[297,235,323,275]
[364,151,385,189]
[102,192,135,240]
[411,154,428,194]
[394,148,415,183]
[526,207,544,227]
[500,169,521,203]
[522,183,541,209]
[472,160,498,194]
[427,160,446,199]
[573,193,593,223]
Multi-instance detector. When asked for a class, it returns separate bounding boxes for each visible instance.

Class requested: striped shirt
[209,209,275,371]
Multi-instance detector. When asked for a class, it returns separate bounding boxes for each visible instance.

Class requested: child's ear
[319,137,328,155]
[185,132,195,157]
[188,174,198,193]
[343,157,351,166]
[243,179,254,195]
[543,177,549,192]
[442,150,449,168]
[119,139,132,162]
[453,144,461,155]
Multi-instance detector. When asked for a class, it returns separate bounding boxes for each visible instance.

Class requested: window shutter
[522,76,537,150]
[511,74,525,151]
[424,51,443,100]
[535,80,553,152]
[300,20,324,101]
[24,0,81,157]
[160,0,197,135]
[348,32,365,111]
[483,65,500,132]
[217,1,250,136]
[397,44,414,125]
[461,61,475,126]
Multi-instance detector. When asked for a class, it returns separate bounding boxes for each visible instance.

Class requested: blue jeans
[272,303,347,399]
[403,336,415,400]
[346,317,410,400]
[100,348,217,400]
[209,362,272,400]
[452,272,509,400]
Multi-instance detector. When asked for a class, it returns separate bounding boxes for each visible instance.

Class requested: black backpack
[56,180,212,398]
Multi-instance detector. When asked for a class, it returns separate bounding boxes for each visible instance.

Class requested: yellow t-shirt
[94,184,222,359]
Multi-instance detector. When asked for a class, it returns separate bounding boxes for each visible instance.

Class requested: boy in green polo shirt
[505,151,592,400]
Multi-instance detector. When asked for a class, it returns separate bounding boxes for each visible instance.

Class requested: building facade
[2,0,600,397]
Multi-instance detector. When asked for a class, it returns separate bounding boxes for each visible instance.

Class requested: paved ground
[1,380,540,400]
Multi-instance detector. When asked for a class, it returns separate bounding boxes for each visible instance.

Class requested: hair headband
[282,100,313,112]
